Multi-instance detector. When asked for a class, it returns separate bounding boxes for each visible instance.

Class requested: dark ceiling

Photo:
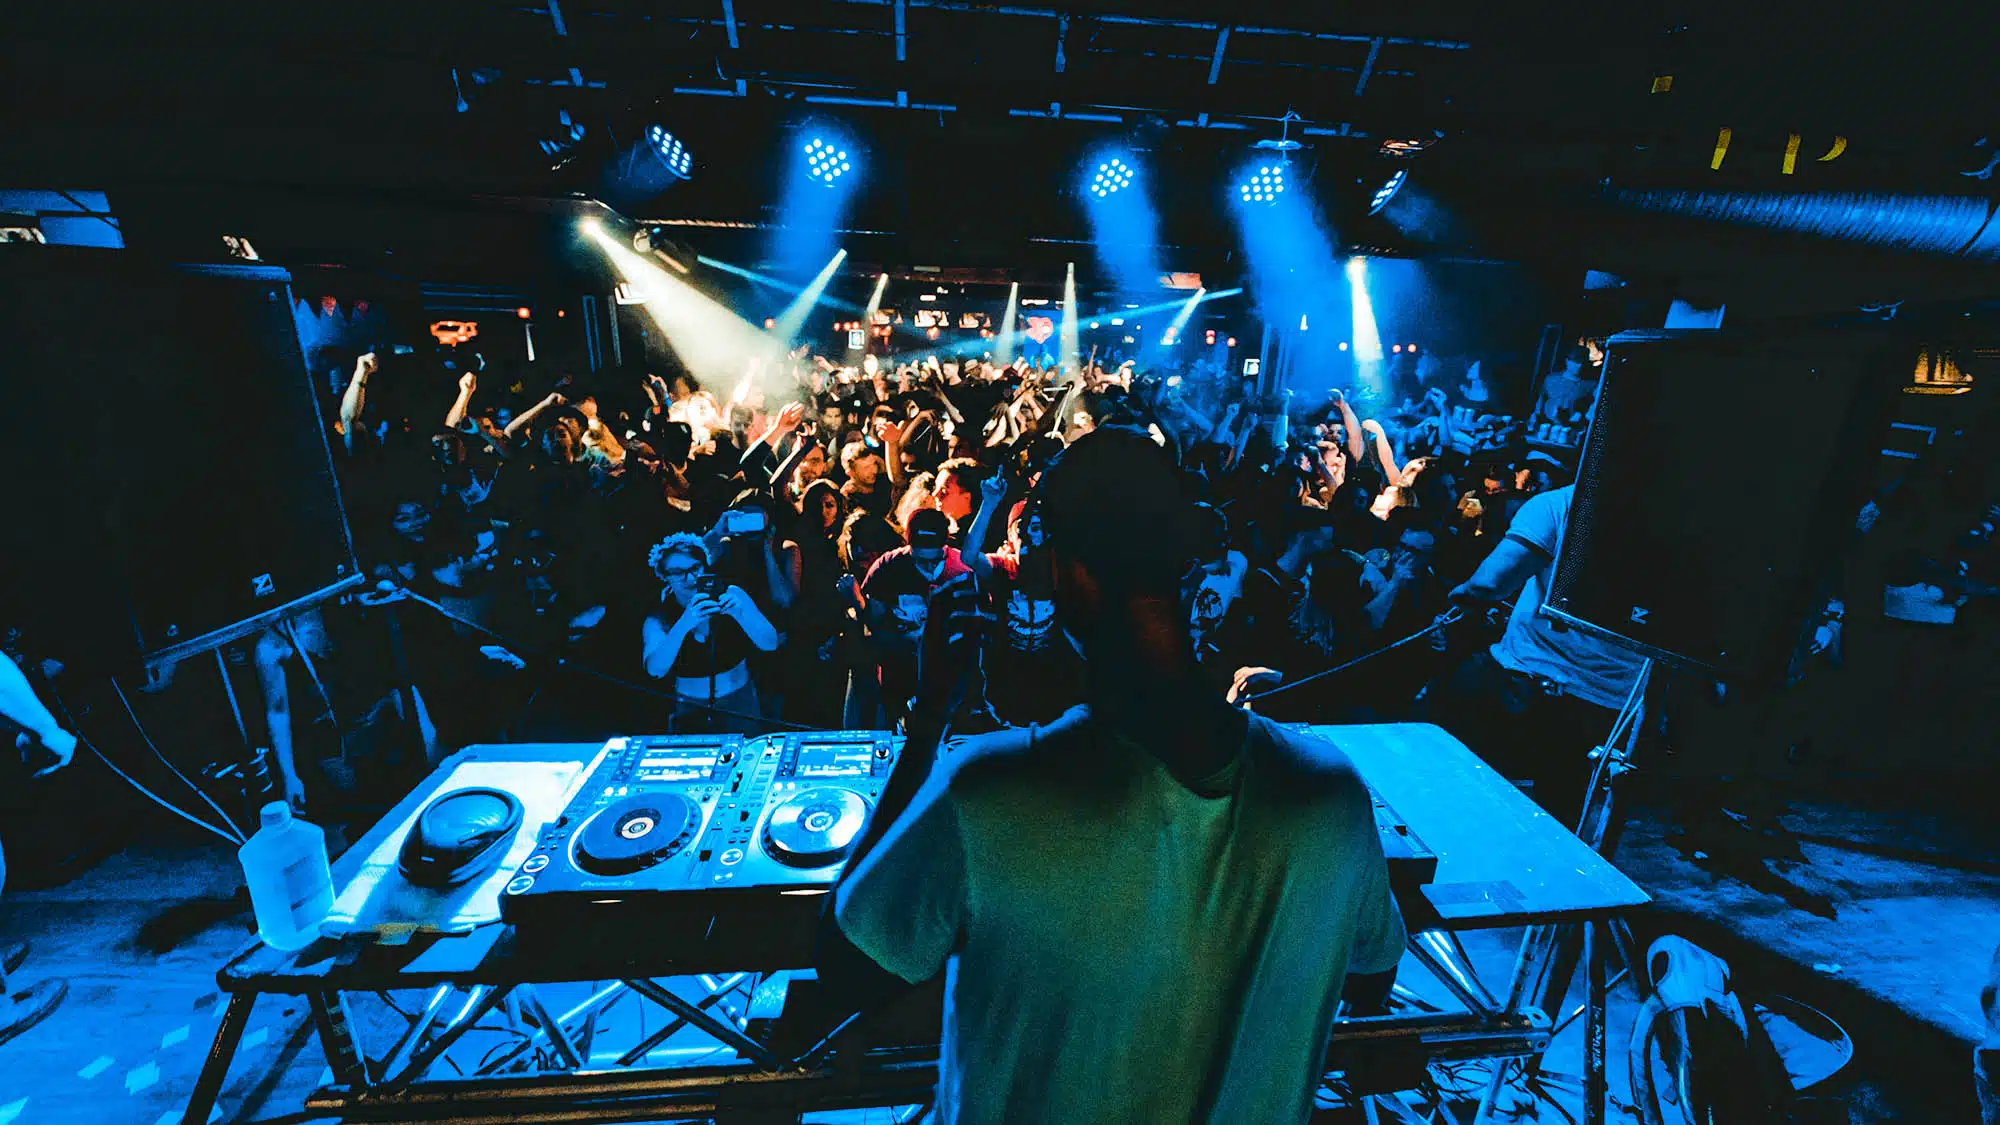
[5,1,1998,310]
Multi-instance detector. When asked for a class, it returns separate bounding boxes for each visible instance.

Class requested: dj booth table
[181,725,1647,1125]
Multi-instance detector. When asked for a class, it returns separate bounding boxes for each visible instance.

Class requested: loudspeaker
[0,251,360,670]
[1542,328,1898,683]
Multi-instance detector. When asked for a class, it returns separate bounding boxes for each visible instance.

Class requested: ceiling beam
[1354,37,1383,97]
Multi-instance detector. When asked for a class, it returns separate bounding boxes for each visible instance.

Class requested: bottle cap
[260,801,291,830]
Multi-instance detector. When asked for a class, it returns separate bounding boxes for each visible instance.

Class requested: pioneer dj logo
[1630,606,1650,625]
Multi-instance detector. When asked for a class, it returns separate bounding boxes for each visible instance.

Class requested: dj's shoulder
[935,707,1092,783]
[1250,718,1368,788]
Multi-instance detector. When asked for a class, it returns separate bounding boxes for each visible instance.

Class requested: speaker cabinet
[1542,328,1899,683]
[0,251,360,670]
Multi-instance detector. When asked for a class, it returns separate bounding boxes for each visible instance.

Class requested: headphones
[398,787,525,889]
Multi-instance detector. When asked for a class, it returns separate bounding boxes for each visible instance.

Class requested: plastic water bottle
[238,801,334,951]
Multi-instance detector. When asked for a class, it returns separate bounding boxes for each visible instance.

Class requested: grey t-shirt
[1490,486,1649,710]
[835,707,1405,1125]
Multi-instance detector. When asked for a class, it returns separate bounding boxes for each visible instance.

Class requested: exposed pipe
[1604,186,2000,260]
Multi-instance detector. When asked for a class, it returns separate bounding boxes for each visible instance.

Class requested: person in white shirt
[827,426,1405,1125]
[1426,484,1648,827]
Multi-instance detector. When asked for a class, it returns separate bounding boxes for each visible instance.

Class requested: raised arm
[755,401,807,452]
[1362,418,1402,483]
[444,370,477,429]
[958,473,1009,583]
[504,391,565,440]
[875,417,908,487]
[338,352,376,454]
[1333,390,1365,465]
[1423,388,1454,449]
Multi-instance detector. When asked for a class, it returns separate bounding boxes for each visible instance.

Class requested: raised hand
[835,573,864,609]
[979,470,1009,506]
[773,401,807,435]
[458,371,477,394]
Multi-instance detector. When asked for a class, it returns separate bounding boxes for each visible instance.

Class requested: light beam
[1060,263,1079,371]
[996,281,1020,365]
[773,248,848,344]
[587,227,784,388]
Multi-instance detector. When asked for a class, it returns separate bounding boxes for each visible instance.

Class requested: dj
[827,427,1404,1124]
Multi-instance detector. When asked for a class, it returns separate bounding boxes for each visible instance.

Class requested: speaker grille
[1543,329,1895,682]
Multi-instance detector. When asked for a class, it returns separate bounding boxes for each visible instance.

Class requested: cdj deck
[500,730,902,971]
[499,728,1435,972]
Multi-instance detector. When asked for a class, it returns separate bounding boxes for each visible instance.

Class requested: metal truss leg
[310,991,372,1088]
[623,977,780,1069]
[182,992,253,1125]
[1409,930,1501,1018]
[379,984,512,1093]
[381,984,457,1081]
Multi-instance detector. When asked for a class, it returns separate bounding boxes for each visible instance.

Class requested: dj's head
[1035,426,1201,648]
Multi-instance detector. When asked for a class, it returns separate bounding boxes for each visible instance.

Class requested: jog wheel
[762,788,870,868]
[574,793,700,876]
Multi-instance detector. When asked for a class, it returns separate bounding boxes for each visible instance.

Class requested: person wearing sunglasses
[641,534,778,733]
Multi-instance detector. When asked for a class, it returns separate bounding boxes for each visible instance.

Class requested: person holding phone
[641,535,779,734]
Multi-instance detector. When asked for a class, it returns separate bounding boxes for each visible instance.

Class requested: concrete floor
[0,794,1987,1124]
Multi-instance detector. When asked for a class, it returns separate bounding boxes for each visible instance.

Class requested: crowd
[216,336,1608,813]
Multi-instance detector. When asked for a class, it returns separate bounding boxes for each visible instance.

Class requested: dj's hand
[1227,667,1283,707]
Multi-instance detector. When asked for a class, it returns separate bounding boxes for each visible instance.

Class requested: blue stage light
[804,138,852,186]
[1089,157,1136,198]
[646,125,693,180]
[1238,163,1287,204]
[1369,168,1408,215]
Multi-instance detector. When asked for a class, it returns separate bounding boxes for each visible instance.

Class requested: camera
[694,573,725,597]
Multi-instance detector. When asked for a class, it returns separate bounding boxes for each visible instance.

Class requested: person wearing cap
[841,507,969,728]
